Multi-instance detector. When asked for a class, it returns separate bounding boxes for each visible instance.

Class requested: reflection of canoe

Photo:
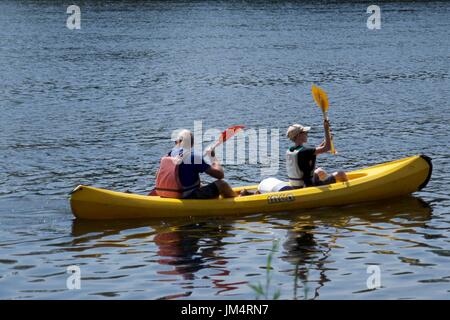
[70,155,432,220]
[70,195,432,238]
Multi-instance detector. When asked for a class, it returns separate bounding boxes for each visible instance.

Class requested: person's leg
[239,189,261,196]
[184,183,220,199]
[214,179,238,198]
[314,167,328,180]
[314,168,348,185]
[313,167,330,186]
[239,189,254,196]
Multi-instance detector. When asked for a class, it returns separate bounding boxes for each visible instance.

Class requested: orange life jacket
[154,151,200,198]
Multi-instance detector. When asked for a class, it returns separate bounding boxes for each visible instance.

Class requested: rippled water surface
[0,1,449,299]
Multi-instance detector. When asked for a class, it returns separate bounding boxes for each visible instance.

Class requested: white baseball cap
[286,124,311,141]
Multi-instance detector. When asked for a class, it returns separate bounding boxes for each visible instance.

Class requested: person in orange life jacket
[154,129,237,199]
[286,119,348,188]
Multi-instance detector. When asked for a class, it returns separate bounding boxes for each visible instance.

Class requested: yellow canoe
[70,155,432,220]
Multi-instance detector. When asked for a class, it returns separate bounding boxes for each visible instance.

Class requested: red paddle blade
[219,125,245,143]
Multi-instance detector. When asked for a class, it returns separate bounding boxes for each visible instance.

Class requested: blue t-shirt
[170,147,211,188]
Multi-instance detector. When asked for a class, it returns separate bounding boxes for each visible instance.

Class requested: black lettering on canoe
[267,194,295,204]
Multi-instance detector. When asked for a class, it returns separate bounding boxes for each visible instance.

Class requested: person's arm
[315,119,331,155]
[205,150,224,180]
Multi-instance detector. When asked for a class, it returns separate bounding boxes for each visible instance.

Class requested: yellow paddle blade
[311,85,329,112]
[311,85,320,106]
[311,84,336,155]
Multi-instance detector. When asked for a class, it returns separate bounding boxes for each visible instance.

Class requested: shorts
[183,182,220,199]
[312,173,336,186]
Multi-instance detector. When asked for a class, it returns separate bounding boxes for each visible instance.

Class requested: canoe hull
[70,155,432,220]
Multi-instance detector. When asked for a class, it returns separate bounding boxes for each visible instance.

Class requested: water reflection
[279,196,432,299]
[282,226,330,300]
[70,196,432,299]
[71,217,246,298]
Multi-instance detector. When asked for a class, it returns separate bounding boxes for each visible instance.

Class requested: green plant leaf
[273,289,281,300]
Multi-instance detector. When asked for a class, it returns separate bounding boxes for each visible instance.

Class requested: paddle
[311,85,337,154]
[206,125,245,156]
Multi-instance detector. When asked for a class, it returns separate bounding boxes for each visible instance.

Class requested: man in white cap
[286,119,347,188]
[250,120,347,195]
[154,129,237,199]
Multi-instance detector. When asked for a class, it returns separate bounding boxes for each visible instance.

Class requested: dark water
[0,1,449,299]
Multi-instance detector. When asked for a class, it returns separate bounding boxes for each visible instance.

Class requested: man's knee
[315,168,327,180]
[314,167,326,174]
[333,171,347,181]
[214,179,228,190]
[214,179,236,198]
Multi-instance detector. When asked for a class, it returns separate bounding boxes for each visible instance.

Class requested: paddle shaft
[208,136,232,157]
[206,126,245,157]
